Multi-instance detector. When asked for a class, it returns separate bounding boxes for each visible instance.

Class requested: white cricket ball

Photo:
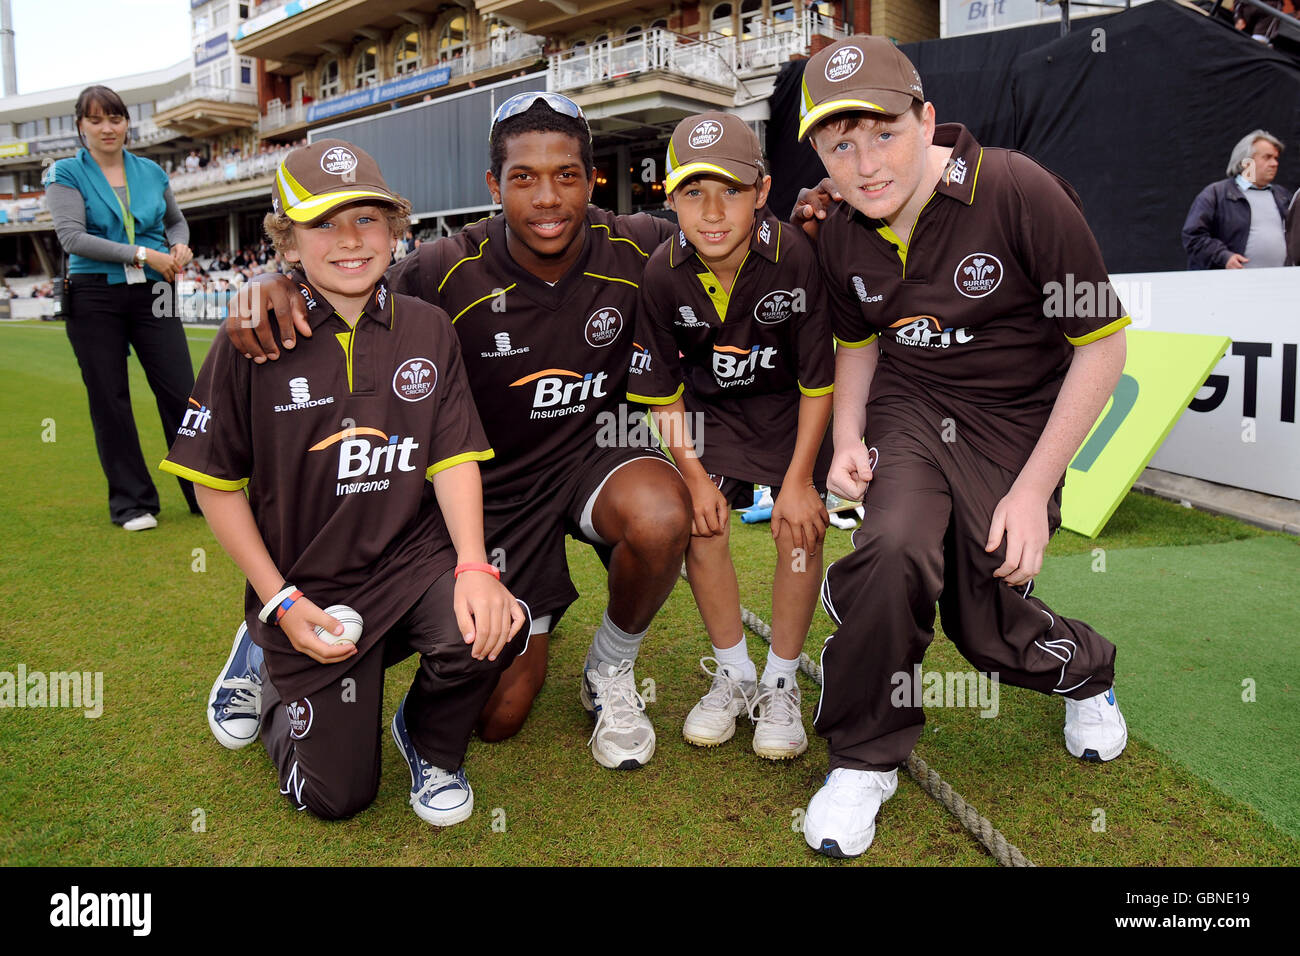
[315,604,363,645]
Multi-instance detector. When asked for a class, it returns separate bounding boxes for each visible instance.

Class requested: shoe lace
[750,680,799,728]
[587,659,646,744]
[414,764,459,802]
[219,677,261,717]
[698,657,752,711]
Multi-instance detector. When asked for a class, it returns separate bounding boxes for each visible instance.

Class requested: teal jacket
[43,148,171,284]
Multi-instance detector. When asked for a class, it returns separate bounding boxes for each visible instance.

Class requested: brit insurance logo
[287,698,313,739]
[825,45,864,83]
[954,253,1003,298]
[178,397,210,438]
[393,358,437,402]
[689,119,724,149]
[320,146,358,176]
[754,289,795,325]
[585,306,624,348]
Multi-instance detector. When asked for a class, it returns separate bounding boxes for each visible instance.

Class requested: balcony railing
[549,9,847,92]
[157,84,260,112]
[169,147,293,195]
[258,99,309,135]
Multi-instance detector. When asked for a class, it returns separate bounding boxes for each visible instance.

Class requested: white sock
[761,647,799,687]
[714,638,756,682]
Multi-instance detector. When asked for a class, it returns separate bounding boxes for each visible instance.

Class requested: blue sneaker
[207,622,264,750]
[1064,686,1128,762]
[391,695,473,827]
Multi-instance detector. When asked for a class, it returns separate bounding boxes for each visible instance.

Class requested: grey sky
[11,0,191,95]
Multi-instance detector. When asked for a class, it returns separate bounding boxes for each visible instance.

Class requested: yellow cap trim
[799,98,889,141]
[665,160,746,194]
[285,189,398,223]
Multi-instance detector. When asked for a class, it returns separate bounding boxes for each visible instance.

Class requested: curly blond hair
[263,197,413,255]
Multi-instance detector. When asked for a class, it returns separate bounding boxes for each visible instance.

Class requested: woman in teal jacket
[45,85,200,530]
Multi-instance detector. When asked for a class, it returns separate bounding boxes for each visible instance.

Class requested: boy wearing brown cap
[795,38,1130,857]
[162,140,526,827]
[630,112,834,759]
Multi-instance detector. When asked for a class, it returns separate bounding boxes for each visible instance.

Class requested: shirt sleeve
[159,335,253,490]
[613,211,678,257]
[1011,155,1131,345]
[162,187,189,248]
[626,266,686,405]
[790,235,835,396]
[817,221,877,349]
[424,306,494,479]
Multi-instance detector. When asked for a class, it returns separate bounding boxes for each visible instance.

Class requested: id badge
[124,265,146,285]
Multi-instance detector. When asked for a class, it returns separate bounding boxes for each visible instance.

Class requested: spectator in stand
[1235,0,1282,45]
[1182,130,1292,269]
[185,149,201,172]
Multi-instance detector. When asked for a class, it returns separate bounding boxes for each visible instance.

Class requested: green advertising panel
[1061,330,1231,537]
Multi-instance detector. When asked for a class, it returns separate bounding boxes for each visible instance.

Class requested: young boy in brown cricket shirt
[795,37,1131,857]
[630,112,835,760]
[162,140,525,827]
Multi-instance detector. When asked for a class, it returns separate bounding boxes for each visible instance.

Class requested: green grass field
[2,320,1297,866]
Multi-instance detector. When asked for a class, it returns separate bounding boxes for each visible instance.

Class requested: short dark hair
[812,101,925,140]
[75,85,131,147]
[489,99,594,182]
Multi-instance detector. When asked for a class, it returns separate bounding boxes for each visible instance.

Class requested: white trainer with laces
[750,676,808,760]
[682,657,756,748]
[580,659,656,770]
[803,767,899,858]
[1064,686,1128,762]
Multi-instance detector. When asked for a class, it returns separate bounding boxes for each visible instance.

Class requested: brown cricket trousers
[814,402,1116,772]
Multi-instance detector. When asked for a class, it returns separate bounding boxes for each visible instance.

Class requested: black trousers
[815,401,1117,772]
[260,570,527,821]
[64,277,199,523]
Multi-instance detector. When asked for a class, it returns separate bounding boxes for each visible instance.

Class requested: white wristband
[258,584,298,624]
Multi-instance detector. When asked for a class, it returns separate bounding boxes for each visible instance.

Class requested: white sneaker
[1064,686,1128,762]
[804,767,899,858]
[750,675,808,760]
[580,659,655,770]
[122,514,158,531]
[682,657,756,748]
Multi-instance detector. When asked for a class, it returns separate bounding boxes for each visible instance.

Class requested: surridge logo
[754,289,795,325]
[689,119,724,149]
[954,252,1003,298]
[286,698,313,739]
[825,45,863,82]
[713,343,777,385]
[482,331,531,358]
[890,315,974,350]
[178,397,211,437]
[852,275,883,304]
[275,376,334,413]
[511,368,609,419]
[321,146,358,175]
[585,307,624,348]
[393,357,437,402]
[676,306,706,327]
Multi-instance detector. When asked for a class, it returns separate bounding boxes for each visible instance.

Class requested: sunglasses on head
[490,91,589,138]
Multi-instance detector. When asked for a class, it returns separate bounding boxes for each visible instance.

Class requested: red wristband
[454,562,500,580]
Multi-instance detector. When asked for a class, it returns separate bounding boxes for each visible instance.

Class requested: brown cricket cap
[272,139,402,225]
[664,111,765,194]
[798,35,924,141]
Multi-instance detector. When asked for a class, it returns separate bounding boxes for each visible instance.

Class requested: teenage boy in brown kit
[795,37,1131,857]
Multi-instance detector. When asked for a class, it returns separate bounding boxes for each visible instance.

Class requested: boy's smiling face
[285,203,394,313]
[668,174,771,266]
[811,106,934,224]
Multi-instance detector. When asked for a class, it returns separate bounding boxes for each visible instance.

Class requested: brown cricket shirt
[819,124,1131,474]
[631,208,835,486]
[161,271,492,699]
[388,206,675,496]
